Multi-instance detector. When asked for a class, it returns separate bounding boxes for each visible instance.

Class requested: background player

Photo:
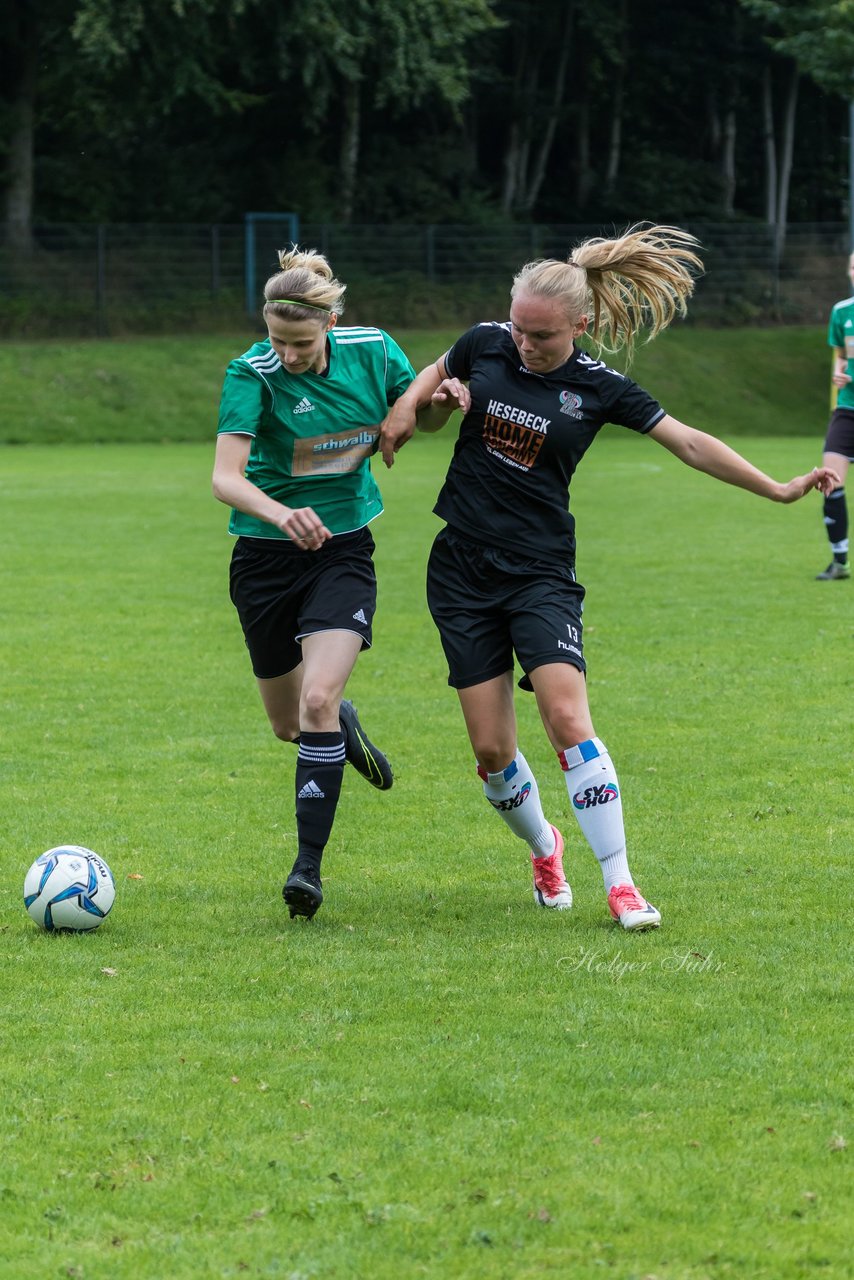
[815,250,854,580]
[380,224,840,931]
[213,247,414,920]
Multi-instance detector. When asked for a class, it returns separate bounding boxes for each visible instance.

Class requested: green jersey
[217,326,415,539]
[828,295,854,410]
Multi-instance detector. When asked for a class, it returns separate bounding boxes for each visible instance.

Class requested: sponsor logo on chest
[483,398,551,470]
[486,399,550,433]
[292,425,380,475]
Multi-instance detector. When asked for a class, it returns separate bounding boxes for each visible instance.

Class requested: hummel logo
[294,397,316,414]
[298,780,325,799]
[352,608,367,624]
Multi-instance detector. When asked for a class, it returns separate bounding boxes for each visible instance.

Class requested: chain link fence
[1,221,851,338]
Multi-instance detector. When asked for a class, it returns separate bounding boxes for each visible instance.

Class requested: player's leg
[300,526,393,788]
[282,527,390,917]
[816,445,850,579]
[231,530,389,918]
[426,529,569,908]
[283,629,363,920]
[257,653,392,791]
[229,536,317,912]
[456,675,572,910]
[256,664,303,742]
[529,662,660,931]
[260,668,393,790]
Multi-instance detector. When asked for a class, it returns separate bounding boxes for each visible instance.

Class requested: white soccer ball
[23,845,116,932]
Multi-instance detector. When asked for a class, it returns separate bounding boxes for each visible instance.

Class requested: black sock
[293,731,346,872]
[823,487,848,563]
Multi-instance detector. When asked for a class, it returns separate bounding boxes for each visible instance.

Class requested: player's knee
[473,743,517,775]
[271,717,299,742]
[299,684,340,726]
[550,710,595,750]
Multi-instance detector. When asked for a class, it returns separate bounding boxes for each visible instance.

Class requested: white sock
[479,750,556,856]
[558,738,633,891]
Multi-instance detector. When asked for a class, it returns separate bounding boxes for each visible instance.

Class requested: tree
[740,0,854,97]
[496,0,575,216]
[1,0,258,239]
[275,0,498,223]
[1,0,81,247]
[2,0,852,234]
[739,0,854,254]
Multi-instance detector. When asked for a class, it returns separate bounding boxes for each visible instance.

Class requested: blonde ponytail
[512,223,703,363]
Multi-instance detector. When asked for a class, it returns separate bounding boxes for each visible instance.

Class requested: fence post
[96,224,107,337]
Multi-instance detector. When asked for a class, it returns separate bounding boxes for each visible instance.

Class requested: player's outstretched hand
[778,465,842,503]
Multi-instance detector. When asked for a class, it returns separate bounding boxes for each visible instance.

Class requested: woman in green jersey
[815,250,854,580]
[380,224,839,932]
[213,247,415,920]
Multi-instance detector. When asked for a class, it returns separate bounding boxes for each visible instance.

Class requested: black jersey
[438,322,666,564]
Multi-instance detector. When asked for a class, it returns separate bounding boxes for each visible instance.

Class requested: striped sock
[294,731,346,871]
[478,750,555,855]
[823,487,848,563]
[558,737,633,891]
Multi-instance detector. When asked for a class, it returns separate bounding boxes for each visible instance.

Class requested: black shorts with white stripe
[426,526,586,692]
[229,527,377,679]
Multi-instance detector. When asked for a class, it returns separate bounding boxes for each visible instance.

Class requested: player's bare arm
[831,347,851,388]
[379,358,469,466]
[649,415,841,503]
[212,432,331,549]
[420,371,471,432]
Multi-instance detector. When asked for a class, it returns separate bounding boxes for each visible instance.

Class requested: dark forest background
[2,0,853,245]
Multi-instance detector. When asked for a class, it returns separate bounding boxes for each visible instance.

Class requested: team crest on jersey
[559,390,583,418]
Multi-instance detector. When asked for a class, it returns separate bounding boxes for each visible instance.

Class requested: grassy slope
[0,325,835,444]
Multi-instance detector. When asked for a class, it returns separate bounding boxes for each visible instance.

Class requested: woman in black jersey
[380,224,839,931]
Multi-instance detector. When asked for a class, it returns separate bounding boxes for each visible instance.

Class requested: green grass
[1,431,850,1279]
[0,324,835,443]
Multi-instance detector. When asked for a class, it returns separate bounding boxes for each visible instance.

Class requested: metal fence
[1,221,851,338]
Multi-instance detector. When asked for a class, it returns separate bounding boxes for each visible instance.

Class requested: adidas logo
[297,779,325,799]
[352,608,367,625]
[293,397,316,414]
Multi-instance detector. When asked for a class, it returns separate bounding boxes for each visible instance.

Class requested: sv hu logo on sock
[572,782,618,810]
[488,781,532,812]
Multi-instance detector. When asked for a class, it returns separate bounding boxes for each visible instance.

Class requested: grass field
[1,419,850,1277]
[0,324,834,444]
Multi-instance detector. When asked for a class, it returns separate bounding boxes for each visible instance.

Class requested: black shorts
[823,408,854,460]
[426,527,586,692]
[229,528,377,679]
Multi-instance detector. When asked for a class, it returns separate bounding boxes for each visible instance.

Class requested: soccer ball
[23,845,116,932]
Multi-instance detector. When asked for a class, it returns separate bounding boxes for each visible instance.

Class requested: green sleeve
[217,359,266,436]
[381,332,417,405]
